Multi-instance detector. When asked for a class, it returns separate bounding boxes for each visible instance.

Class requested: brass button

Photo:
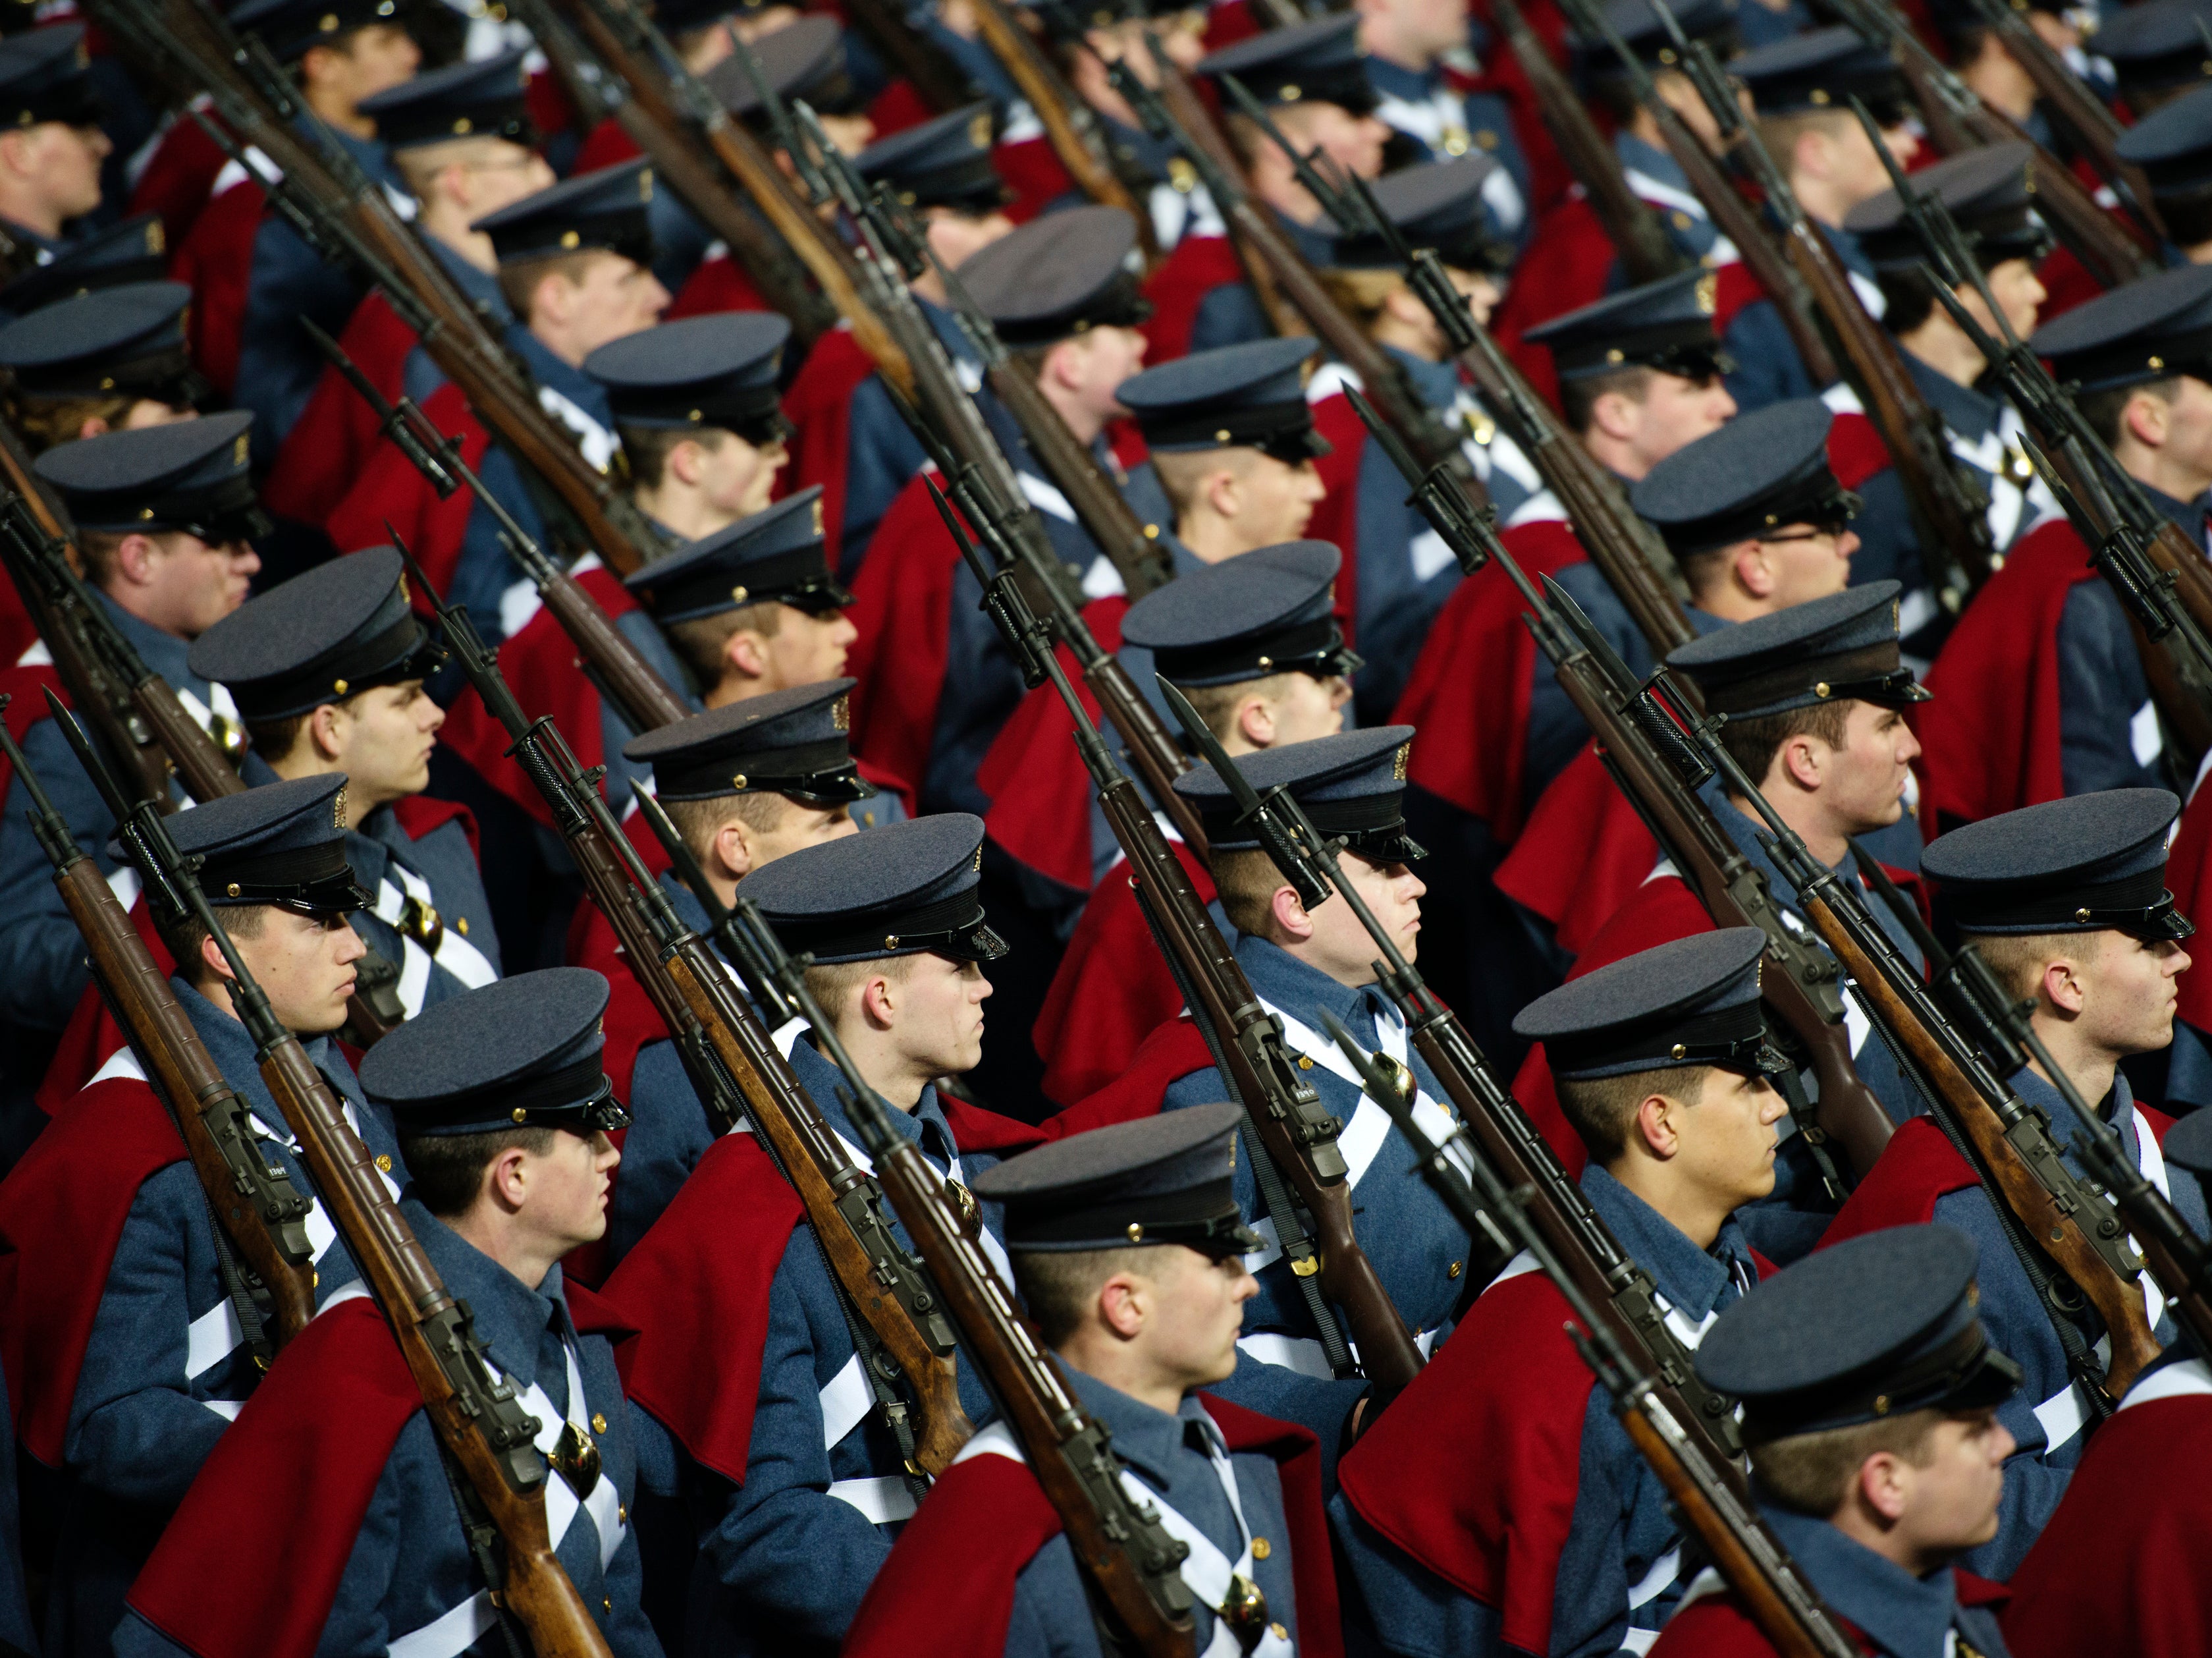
[1270,1625,1288,1642]
[457,916,469,935]
[592,1412,608,1434]
[618,1505,629,1523]
[1672,209,1692,230]
[603,1598,612,1613]
[375,1154,392,1173]
[1297,1056,1313,1070]
[1127,1223,1145,1242]
[1251,1537,1271,1560]
[1447,1260,1463,1278]
[512,1108,529,1124]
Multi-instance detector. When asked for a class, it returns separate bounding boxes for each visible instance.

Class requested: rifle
[835,0,978,115]
[5,700,318,1354]
[1875,150,2212,762]
[1317,1014,1864,1658]
[412,543,975,1478]
[1350,387,1895,1187]
[924,230,1177,598]
[1156,650,1754,1468]
[931,474,1426,1396]
[304,316,691,740]
[538,0,907,383]
[1333,163,1694,656]
[899,400,1209,858]
[965,0,1160,260]
[57,694,620,1658]
[1660,5,1999,614]
[1625,626,2163,1409]
[828,941,1199,1658]
[1847,847,2212,1361]
[1563,0,1841,387]
[1819,0,2154,288]
[95,0,668,578]
[1496,0,1686,285]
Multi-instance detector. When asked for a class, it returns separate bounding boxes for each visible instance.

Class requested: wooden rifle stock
[540,568,691,732]
[1087,659,1208,859]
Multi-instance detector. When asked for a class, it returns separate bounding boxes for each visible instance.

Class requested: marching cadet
[583,310,794,545]
[1330,928,1787,1657]
[209,0,419,452]
[1832,144,2055,657]
[2001,1109,2212,1655]
[1721,28,1920,411]
[576,678,889,1266]
[1918,265,2212,831]
[0,774,404,1656]
[997,544,1359,1101]
[0,26,111,262]
[599,814,1037,1657]
[783,103,1013,576]
[0,414,261,1041]
[1500,0,1743,352]
[1823,788,2205,1578]
[186,547,502,1020]
[1149,18,1389,355]
[333,159,667,643]
[0,279,203,449]
[1650,1227,2024,1658]
[846,1105,1338,1658]
[111,970,662,1658]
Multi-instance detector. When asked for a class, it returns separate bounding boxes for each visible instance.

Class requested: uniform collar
[1903,350,2003,445]
[399,1194,574,1389]
[2012,1059,2136,1164]
[1067,1364,1223,1487]
[509,323,615,425]
[1100,111,1179,182]
[783,1026,963,1171]
[347,806,398,889]
[1616,130,1686,191]
[95,584,202,696]
[1232,931,1387,1038]
[1362,53,1443,99]
[428,234,514,322]
[1754,1502,1969,1658]
[2138,481,2209,540]
[1580,1161,1756,1325]
[171,974,367,1139]
[1384,342,1463,410]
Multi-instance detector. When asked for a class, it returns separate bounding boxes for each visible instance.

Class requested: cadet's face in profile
[925,206,1016,276]
[742,796,858,876]
[333,679,443,808]
[1631,372,1736,470]
[1824,702,1920,835]
[904,953,993,1076]
[699,428,788,518]
[2076,930,2192,1057]
[1755,522,1856,609]
[755,601,859,688]
[140,531,261,639]
[532,1128,621,1248]
[1247,453,1328,546]
[1299,850,1422,984]
[1893,1408,2013,1555]
[222,909,367,1036]
[1148,1246,1258,1389]
[2158,375,2212,476]
[1677,1067,1785,1209]
[1278,101,1389,184]
[566,253,671,360]
[1269,673,1350,747]
[456,140,556,221]
[118,399,197,433]
[1960,257,2046,348]
[37,123,111,221]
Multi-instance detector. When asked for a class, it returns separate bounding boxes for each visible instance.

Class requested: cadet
[599,814,1036,1657]
[0,279,203,450]
[186,547,502,1020]
[1723,28,1921,410]
[2001,1111,2212,1656]
[1332,928,1787,1657]
[0,210,167,322]
[112,970,662,1658]
[207,0,419,452]
[1835,144,2055,654]
[1092,728,1463,1463]
[997,543,1359,1103]
[846,1106,1336,1658]
[0,774,404,1657]
[2037,70,2212,319]
[576,678,888,1267]
[1825,788,2205,1578]
[1918,265,2212,830]
[0,414,262,1041]
[583,310,794,544]
[1151,18,1388,354]
[1650,1227,2023,1657]
[0,26,111,261]
[1499,0,1745,350]
[1357,0,1532,203]
[266,48,556,530]
[2092,0,2212,119]
[782,103,1013,575]
[1315,154,1531,719]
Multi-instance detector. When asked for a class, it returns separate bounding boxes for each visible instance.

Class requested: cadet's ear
[1268,881,1315,945]
[1629,1090,1682,1160]
[2124,388,2172,451]
[713,816,755,880]
[198,932,236,985]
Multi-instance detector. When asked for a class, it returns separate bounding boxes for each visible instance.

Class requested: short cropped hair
[617,422,732,492]
[1151,445,1261,522]
[662,788,797,862]
[803,950,917,1018]
[664,601,788,684]
[1559,364,1655,438]
[1750,1406,1945,1518]
[496,250,603,322]
[400,1125,558,1219]
[155,900,271,991]
[1175,671,1308,746]
[1012,1244,1155,1346]
[2076,376,2177,453]
[1555,1063,1710,1163]
[1714,698,1854,787]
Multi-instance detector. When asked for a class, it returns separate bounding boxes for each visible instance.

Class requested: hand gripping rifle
[1867,128,2212,762]
[1491,0,1687,285]
[7,699,317,1357]
[930,474,1424,1396]
[922,228,1177,599]
[1629,644,2162,1411]
[55,697,618,1658]
[1561,0,1841,388]
[1818,0,2155,288]
[304,316,691,740]
[898,395,1208,858]
[409,543,975,1478]
[1317,1014,1863,1658]
[1847,847,2212,1361]
[1154,646,1753,1465]
[1660,3,2001,615]
[1351,385,1895,1187]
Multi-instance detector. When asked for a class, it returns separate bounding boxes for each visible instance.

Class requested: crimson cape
[597,1095,1041,1481]
[171,177,268,397]
[782,325,878,563]
[1031,842,1215,1109]
[843,1393,1343,1658]
[1654,1571,2010,1657]
[0,661,64,804]
[263,289,420,526]
[2168,781,2212,1030]
[2032,242,2108,327]
[324,379,490,584]
[668,251,771,319]
[1336,1248,1773,1655]
[1918,516,2097,832]
[1999,1382,2212,1657]
[121,1278,633,1658]
[1138,235,1247,364]
[128,110,231,246]
[1493,740,1663,956]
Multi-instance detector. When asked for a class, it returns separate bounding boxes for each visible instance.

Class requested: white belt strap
[1116,1420,1291,1658]
[372,861,499,1016]
[1258,999,1473,1193]
[826,1475,919,1524]
[829,1124,1016,1288]
[2119,1355,2212,1412]
[819,1351,876,1451]
[1017,470,1078,524]
[537,385,619,473]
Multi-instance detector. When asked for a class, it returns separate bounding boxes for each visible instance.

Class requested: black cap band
[637,543,851,618]
[652,736,874,803]
[1139,397,1318,453]
[1741,1320,2024,1445]
[776,888,1008,964]
[1154,615,1361,687]
[1701,639,1925,718]
[611,379,788,439]
[200,841,370,914]
[1548,319,1732,381]
[1006,1176,1262,1254]
[1553,995,1770,1076]
[1953,865,2198,941]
